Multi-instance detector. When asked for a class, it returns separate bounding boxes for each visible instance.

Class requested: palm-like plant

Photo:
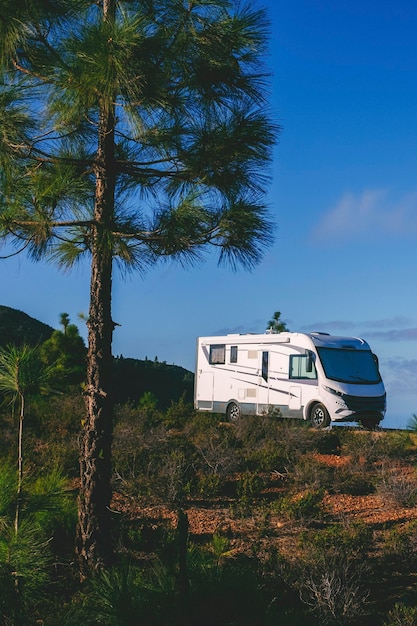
[0,345,50,533]
[266,311,289,333]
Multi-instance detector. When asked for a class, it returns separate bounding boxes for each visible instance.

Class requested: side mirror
[306,351,313,372]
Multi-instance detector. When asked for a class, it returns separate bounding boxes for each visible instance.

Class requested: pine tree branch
[0,240,31,258]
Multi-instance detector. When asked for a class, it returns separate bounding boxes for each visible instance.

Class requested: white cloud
[366,328,417,342]
[311,189,417,241]
[302,317,415,337]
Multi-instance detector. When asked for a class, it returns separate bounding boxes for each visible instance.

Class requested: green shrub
[231,471,266,517]
[290,452,335,491]
[112,404,169,495]
[115,431,198,504]
[384,603,417,626]
[295,524,374,625]
[21,392,83,476]
[236,417,335,478]
[191,426,240,485]
[234,414,283,446]
[244,440,288,472]
[186,550,275,626]
[158,447,196,504]
[197,473,222,498]
[333,465,375,495]
[27,467,77,536]
[236,470,264,500]
[163,395,196,429]
[64,551,278,626]
[299,522,373,562]
[63,563,175,626]
[0,519,53,624]
[313,432,341,455]
[339,430,410,466]
[381,520,417,572]
[279,488,326,523]
[0,461,17,517]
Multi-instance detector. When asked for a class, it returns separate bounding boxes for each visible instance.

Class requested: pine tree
[0,345,49,533]
[0,0,278,574]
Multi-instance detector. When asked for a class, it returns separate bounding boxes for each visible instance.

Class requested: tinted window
[209,344,226,365]
[262,351,269,381]
[317,348,381,384]
[289,354,317,380]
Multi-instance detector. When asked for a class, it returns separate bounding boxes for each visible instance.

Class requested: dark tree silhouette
[267,311,289,333]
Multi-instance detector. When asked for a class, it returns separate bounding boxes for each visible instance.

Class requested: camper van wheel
[310,403,330,429]
[226,402,241,423]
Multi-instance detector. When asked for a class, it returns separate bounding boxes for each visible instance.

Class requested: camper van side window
[289,355,317,380]
[230,346,238,363]
[209,344,226,364]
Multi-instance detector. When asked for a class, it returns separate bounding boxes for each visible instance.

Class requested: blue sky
[3,0,417,428]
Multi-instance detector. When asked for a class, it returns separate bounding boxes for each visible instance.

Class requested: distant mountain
[113,356,194,408]
[0,305,194,408]
[0,305,54,347]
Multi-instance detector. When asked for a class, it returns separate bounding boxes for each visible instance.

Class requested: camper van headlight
[323,385,345,398]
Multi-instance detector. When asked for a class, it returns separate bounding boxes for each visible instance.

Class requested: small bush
[235,418,344,482]
[279,488,326,523]
[197,473,222,498]
[290,452,335,491]
[384,603,417,626]
[192,428,240,483]
[298,522,373,562]
[339,430,410,466]
[244,440,288,473]
[294,524,372,624]
[333,465,375,495]
[0,462,17,516]
[234,414,282,445]
[376,463,417,507]
[158,447,195,504]
[186,550,273,626]
[381,520,417,572]
[237,470,264,499]
[231,471,266,517]
[163,395,196,429]
[298,556,370,626]
[0,519,53,624]
[63,563,173,626]
[313,432,341,455]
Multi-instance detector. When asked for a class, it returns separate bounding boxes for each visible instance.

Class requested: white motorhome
[194,332,386,428]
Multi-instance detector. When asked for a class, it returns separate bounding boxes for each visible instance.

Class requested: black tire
[226,402,241,423]
[310,403,330,429]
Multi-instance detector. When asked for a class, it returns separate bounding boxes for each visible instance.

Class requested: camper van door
[257,350,270,414]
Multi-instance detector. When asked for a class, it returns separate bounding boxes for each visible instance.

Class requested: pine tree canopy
[0,0,278,271]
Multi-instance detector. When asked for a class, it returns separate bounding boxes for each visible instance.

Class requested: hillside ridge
[0,304,54,347]
[0,305,194,407]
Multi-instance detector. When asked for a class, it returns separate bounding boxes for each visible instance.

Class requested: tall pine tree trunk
[76,228,114,574]
[77,0,117,574]
[14,393,24,535]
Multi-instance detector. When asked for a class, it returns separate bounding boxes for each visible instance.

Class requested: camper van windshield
[317,348,381,384]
